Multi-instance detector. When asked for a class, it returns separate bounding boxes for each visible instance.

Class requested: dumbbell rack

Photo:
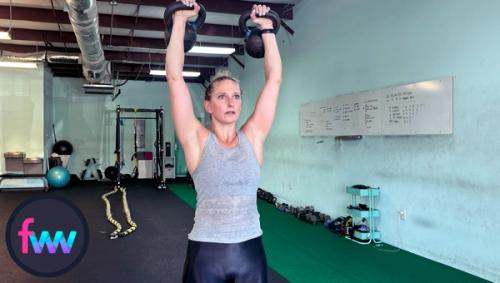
[346,186,381,245]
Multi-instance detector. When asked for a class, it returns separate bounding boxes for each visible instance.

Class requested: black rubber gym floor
[0,180,288,283]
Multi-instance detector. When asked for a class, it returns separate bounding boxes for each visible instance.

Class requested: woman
[166,1,282,282]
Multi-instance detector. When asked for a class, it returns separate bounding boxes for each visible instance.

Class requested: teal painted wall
[52,77,205,176]
[230,0,499,281]
[0,64,45,173]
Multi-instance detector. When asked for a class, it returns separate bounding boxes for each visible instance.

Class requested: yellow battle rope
[101,185,138,239]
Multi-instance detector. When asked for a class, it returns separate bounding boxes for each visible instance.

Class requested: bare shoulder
[182,125,211,174]
[241,125,264,165]
[240,125,255,144]
[197,125,210,149]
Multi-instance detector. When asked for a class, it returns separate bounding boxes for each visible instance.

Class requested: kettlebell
[164,2,206,52]
[239,9,281,59]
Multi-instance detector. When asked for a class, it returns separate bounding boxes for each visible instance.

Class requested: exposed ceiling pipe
[65,0,109,83]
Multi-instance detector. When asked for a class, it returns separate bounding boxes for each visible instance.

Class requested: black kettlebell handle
[164,2,206,30]
[238,9,281,37]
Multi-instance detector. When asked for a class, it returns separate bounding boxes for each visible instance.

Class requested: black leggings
[182,236,268,283]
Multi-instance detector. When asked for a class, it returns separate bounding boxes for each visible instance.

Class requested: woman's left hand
[250,4,274,30]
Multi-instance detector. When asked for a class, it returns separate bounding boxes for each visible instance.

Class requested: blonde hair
[205,70,240,100]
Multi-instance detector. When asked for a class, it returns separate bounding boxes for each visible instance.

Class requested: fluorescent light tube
[83,84,114,89]
[82,84,115,95]
[49,55,80,60]
[0,31,11,40]
[188,46,235,55]
[0,61,37,69]
[181,71,201,77]
[149,70,165,76]
[150,70,201,77]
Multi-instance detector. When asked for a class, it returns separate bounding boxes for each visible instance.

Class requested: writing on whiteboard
[300,77,453,136]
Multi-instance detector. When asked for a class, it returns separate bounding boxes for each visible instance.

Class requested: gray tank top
[188,130,262,243]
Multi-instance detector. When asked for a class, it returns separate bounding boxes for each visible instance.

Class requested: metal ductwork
[65,0,109,83]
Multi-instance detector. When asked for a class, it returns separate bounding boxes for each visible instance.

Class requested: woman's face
[204,79,242,125]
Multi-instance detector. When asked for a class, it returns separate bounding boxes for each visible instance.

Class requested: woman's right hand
[174,0,200,20]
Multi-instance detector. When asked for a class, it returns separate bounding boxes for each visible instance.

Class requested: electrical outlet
[399,209,407,221]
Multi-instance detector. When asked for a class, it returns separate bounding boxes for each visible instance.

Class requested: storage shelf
[346,186,380,196]
[346,185,381,245]
[347,208,380,218]
[353,230,381,241]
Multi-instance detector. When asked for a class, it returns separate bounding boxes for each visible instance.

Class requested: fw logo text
[17,217,77,254]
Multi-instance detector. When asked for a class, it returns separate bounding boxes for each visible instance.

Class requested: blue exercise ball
[46,166,71,188]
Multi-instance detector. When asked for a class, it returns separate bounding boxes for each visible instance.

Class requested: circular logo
[5,196,89,277]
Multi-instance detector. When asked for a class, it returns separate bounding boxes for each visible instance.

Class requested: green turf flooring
[169,184,488,283]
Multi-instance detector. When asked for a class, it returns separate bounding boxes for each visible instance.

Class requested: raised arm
[165,0,205,172]
[242,5,282,150]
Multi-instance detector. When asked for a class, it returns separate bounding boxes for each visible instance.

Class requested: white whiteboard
[300,77,453,136]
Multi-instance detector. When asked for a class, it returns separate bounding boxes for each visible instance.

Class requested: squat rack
[115,105,167,189]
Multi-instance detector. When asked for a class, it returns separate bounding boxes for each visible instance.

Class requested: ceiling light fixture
[83,84,115,89]
[49,55,80,60]
[82,84,115,95]
[0,31,11,40]
[0,61,38,69]
[149,70,201,77]
[188,46,235,55]
[48,55,80,64]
